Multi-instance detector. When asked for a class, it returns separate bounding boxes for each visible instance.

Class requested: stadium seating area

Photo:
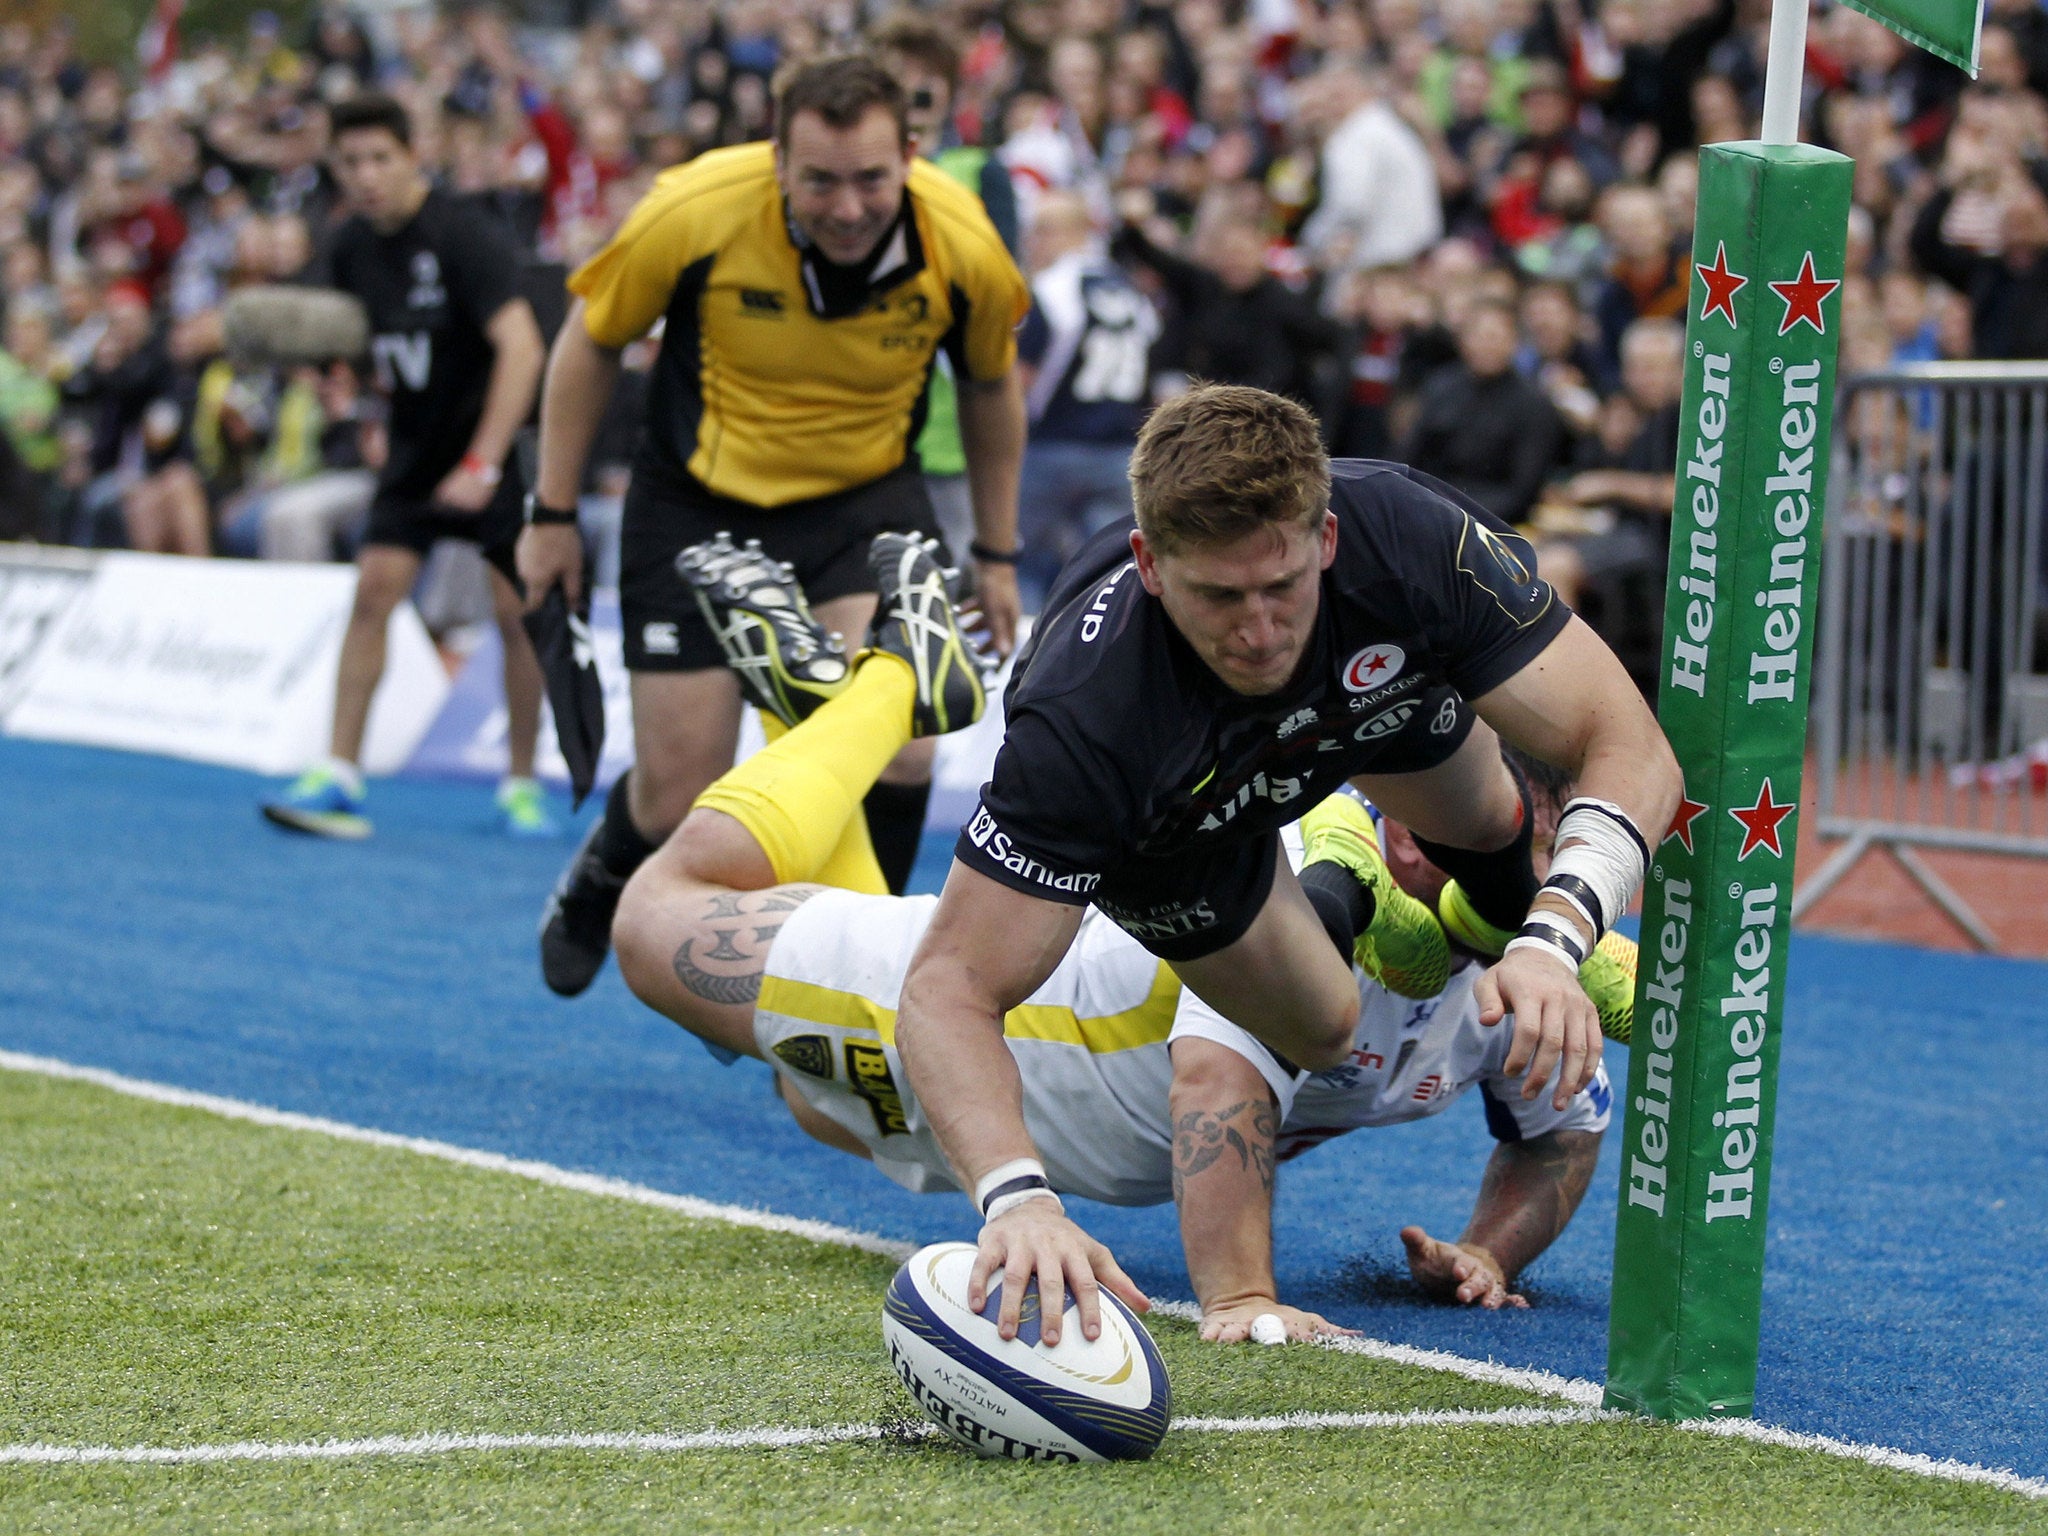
[0,0,2034,668]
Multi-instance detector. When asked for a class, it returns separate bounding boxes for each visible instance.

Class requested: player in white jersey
[612,537,1624,1337]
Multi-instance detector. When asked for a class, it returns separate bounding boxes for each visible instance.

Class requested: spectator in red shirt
[86,154,187,299]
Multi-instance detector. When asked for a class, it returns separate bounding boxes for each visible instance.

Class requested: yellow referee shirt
[571,142,1029,507]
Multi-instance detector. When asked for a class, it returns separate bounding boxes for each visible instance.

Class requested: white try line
[0,1408,1609,1468]
[0,1049,914,1261]
[4,1049,2043,1502]
[1145,1300,1602,1407]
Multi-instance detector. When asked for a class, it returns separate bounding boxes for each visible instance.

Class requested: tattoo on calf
[1171,1097,1279,1204]
[670,886,819,1008]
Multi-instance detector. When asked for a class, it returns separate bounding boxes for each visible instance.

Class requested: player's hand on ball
[969,1199,1148,1347]
[516,522,585,611]
[1400,1226,1528,1309]
[1474,947,1602,1111]
[1198,1297,1356,1344]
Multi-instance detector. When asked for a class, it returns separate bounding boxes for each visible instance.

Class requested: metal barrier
[1799,361,2048,948]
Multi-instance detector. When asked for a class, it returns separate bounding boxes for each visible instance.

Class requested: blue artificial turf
[2,737,2042,1475]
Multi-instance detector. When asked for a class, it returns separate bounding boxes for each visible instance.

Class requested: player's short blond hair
[1129,384,1330,556]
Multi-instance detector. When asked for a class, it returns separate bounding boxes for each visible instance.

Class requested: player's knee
[1290,991,1359,1072]
[350,568,409,625]
[610,868,671,1008]
[627,757,715,842]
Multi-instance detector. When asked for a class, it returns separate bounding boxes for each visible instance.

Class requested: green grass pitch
[2,1067,2041,1535]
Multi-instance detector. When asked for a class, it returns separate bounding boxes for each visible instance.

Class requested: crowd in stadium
[0,0,2040,670]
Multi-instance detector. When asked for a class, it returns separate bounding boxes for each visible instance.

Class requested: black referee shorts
[618,464,941,673]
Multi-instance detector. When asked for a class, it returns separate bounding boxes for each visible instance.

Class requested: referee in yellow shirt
[520,55,1031,998]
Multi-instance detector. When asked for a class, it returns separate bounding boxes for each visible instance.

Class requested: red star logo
[1363,651,1391,676]
[1664,793,1709,853]
[1695,241,1748,327]
[1769,252,1840,337]
[1728,779,1796,860]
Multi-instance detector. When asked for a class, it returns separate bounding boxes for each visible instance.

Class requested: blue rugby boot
[261,761,372,840]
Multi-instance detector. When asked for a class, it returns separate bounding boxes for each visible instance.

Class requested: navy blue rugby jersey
[955,459,1571,902]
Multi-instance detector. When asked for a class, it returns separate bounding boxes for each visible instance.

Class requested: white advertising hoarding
[5,552,448,775]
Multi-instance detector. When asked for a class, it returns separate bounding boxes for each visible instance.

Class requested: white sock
[497,775,540,801]
[323,757,365,798]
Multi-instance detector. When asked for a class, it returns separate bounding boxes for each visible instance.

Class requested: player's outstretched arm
[1469,616,1681,1109]
[1169,1037,1354,1344]
[517,297,622,609]
[896,860,1144,1345]
[1400,1127,1602,1308]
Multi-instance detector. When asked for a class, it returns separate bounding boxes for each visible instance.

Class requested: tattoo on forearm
[1467,1130,1601,1277]
[1171,1098,1278,1204]
[670,887,817,1008]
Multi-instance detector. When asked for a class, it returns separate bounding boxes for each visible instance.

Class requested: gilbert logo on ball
[883,1242,1170,1462]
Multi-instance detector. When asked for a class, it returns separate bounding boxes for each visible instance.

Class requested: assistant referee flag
[1842,0,1984,75]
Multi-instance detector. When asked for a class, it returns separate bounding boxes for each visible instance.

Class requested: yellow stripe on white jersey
[754,890,1188,1205]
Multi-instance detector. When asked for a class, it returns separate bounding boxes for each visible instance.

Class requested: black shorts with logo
[361,474,523,585]
[618,464,942,672]
[1075,691,1469,962]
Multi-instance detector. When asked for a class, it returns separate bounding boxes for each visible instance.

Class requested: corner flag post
[1606,0,1986,1420]
[1602,0,1858,1421]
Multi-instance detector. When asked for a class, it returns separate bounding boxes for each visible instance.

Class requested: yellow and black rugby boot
[1579,930,1639,1044]
[1299,792,1451,1000]
[864,533,989,737]
[676,532,851,727]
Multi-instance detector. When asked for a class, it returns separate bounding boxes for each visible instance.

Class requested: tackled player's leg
[613,532,989,1050]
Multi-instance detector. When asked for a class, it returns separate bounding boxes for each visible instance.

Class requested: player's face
[332,127,419,228]
[1134,513,1337,696]
[777,106,910,266]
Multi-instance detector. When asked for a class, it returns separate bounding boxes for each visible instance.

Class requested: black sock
[863,779,931,896]
[1300,859,1377,960]
[1412,759,1538,932]
[594,770,658,881]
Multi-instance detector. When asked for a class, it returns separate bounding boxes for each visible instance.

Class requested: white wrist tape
[1506,932,1586,976]
[976,1158,1061,1222]
[1546,798,1650,940]
[983,1186,1065,1223]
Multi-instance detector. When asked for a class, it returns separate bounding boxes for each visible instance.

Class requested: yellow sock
[812,808,888,895]
[735,716,889,894]
[693,657,915,887]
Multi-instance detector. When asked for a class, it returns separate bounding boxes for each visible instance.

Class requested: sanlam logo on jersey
[965,806,1101,894]
[1341,643,1405,693]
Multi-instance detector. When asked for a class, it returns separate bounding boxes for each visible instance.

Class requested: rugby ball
[883,1241,1171,1462]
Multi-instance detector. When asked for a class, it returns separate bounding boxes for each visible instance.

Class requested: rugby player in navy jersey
[893,383,1681,1343]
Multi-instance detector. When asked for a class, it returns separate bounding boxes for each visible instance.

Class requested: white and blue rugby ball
[883,1241,1171,1462]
